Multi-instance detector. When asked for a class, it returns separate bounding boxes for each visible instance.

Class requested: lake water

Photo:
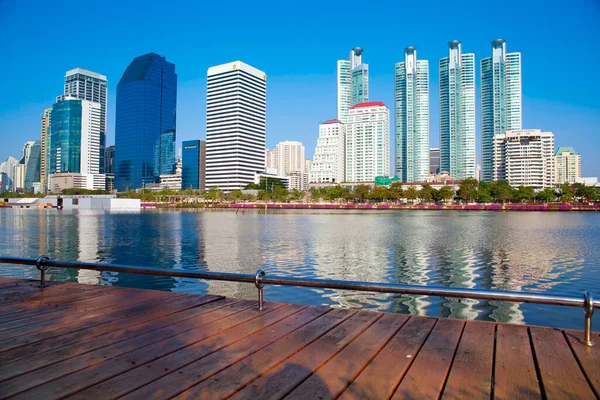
[1,208,599,329]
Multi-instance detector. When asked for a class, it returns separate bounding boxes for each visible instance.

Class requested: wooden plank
[0,295,229,378]
[564,329,600,397]
[123,308,354,400]
[0,289,183,333]
[173,310,378,400]
[493,324,542,400]
[442,321,495,399]
[530,327,596,399]
[339,316,436,400]
[1,301,278,398]
[244,313,407,400]
[69,304,321,400]
[390,318,464,400]
[0,280,57,294]
[0,296,227,366]
[0,278,30,288]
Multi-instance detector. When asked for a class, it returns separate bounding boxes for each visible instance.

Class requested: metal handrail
[0,255,597,346]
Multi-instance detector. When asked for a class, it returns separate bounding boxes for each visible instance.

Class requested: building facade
[40,107,52,192]
[345,102,390,182]
[555,147,581,184]
[24,140,41,192]
[182,140,206,191]
[272,141,307,190]
[310,119,345,184]
[481,39,522,182]
[493,129,554,189]
[429,148,440,175]
[395,46,430,182]
[59,68,108,173]
[337,47,368,123]
[104,145,115,174]
[115,53,177,191]
[205,61,266,191]
[439,40,476,179]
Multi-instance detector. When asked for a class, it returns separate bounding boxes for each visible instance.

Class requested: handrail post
[36,255,51,288]
[582,291,595,346]
[255,269,265,311]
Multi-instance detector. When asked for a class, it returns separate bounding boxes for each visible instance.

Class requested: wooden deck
[0,278,598,399]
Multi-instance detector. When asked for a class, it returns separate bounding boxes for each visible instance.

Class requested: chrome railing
[0,255,598,346]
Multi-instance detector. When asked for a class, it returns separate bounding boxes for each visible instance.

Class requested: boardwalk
[0,277,598,399]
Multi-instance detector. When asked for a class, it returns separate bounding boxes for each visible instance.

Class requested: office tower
[0,157,19,192]
[481,39,522,182]
[345,102,390,182]
[439,40,476,179]
[429,148,440,175]
[48,98,102,178]
[59,69,108,173]
[395,46,430,182]
[104,145,115,174]
[205,61,266,191]
[182,140,206,191]
[337,47,368,123]
[115,53,177,191]
[555,147,581,183]
[493,129,554,189]
[24,140,41,192]
[40,107,52,191]
[310,119,345,184]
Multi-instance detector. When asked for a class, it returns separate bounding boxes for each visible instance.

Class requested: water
[1,208,599,329]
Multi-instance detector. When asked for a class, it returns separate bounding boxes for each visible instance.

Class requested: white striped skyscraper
[205,61,266,191]
[481,39,522,182]
[337,47,368,123]
[439,40,476,179]
[395,46,430,182]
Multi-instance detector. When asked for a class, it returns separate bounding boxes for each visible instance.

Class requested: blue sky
[1,0,599,176]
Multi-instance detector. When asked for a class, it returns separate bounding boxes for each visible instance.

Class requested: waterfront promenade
[0,277,598,399]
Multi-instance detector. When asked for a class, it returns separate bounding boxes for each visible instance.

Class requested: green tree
[354,185,371,202]
[437,186,454,202]
[515,185,535,202]
[389,181,404,200]
[418,185,435,203]
[489,180,514,203]
[537,187,556,203]
[404,186,418,203]
[457,177,478,203]
[559,183,574,202]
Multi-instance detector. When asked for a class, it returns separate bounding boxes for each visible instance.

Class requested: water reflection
[0,208,598,329]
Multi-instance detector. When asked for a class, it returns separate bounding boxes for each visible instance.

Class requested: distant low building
[554,147,581,184]
[48,173,106,192]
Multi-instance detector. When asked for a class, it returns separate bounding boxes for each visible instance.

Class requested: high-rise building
[439,40,476,179]
[115,53,177,191]
[493,129,554,189]
[264,148,276,174]
[40,107,52,192]
[0,157,19,192]
[555,147,581,184]
[337,47,368,123]
[429,148,440,175]
[273,141,305,175]
[182,140,206,191]
[59,69,108,173]
[395,46,430,182]
[310,119,346,184]
[24,140,41,192]
[205,61,266,191]
[48,98,102,181]
[105,145,115,174]
[345,102,390,182]
[481,39,522,182]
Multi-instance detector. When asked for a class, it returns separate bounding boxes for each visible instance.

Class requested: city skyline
[0,1,599,177]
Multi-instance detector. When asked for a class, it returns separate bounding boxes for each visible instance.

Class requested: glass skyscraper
[182,140,206,191]
[395,46,430,182]
[481,39,522,182]
[24,140,41,192]
[439,40,476,179]
[337,47,368,123]
[115,53,177,191]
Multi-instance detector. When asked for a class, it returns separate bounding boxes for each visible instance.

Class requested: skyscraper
[345,102,390,182]
[439,40,476,180]
[337,47,368,123]
[182,140,206,191]
[429,148,440,175]
[205,61,266,191]
[481,39,522,182]
[24,140,41,192]
[115,53,177,191]
[272,141,307,191]
[104,145,115,174]
[395,46,430,182]
[40,107,52,192]
[310,119,345,184]
[60,69,108,173]
[554,147,581,184]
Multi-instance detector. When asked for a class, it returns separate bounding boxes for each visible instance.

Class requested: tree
[418,185,435,203]
[489,180,513,203]
[404,187,418,203]
[559,183,574,202]
[389,181,404,200]
[537,187,556,203]
[354,185,371,202]
[515,185,534,202]
[437,186,454,202]
[457,178,478,203]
